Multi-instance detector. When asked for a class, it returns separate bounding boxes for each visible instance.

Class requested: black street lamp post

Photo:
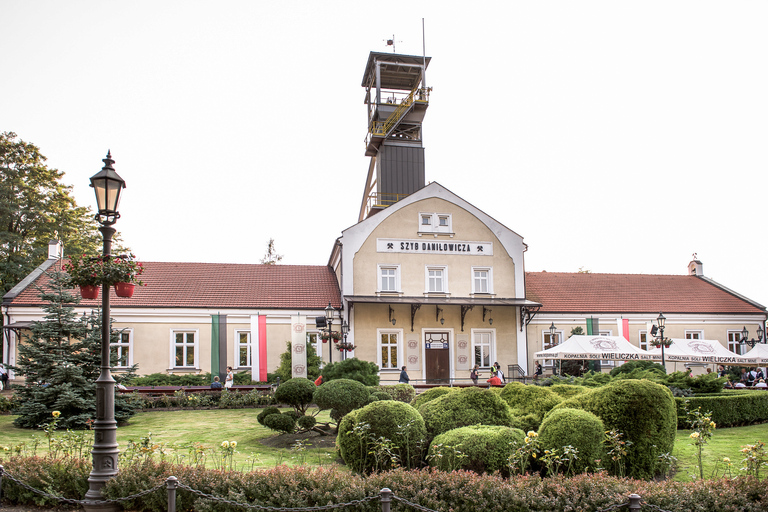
[740,325,765,350]
[84,152,125,509]
[657,313,666,367]
[325,303,335,364]
[549,323,558,375]
[341,321,349,360]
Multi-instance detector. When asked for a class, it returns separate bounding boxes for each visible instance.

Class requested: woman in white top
[225,366,234,389]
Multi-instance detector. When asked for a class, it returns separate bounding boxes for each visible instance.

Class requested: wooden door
[425,332,450,383]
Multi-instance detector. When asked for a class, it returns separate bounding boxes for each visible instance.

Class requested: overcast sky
[3,1,767,308]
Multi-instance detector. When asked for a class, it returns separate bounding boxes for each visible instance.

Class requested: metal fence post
[380,488,393,512]
[166,476,178,512]
[628,493,642,512]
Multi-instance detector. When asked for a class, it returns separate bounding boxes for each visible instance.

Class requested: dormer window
[421,215,432,226]
[418,213,453,235]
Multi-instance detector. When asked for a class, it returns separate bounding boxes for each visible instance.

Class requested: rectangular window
[307,331,320,357]
[472,267,492,294]
[685,331,703,340]
[439,216,449,227]
[378,265,400,293]
[173,330,197,368]
[380,332,399,369]
[472,330,493,368]
[727,330,743,354]
[426,266,447,293]
[543,331,561,367]
[639,330,648,351]
[421,215,432,226]
[236,331,251,368]
[111,330,132,367]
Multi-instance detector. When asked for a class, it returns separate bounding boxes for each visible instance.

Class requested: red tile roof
[9,261,341,310]
[525,271,765,314]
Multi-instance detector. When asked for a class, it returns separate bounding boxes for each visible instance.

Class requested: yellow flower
[532,453,537,459]
[221,441,229,448]
[723,457,731,463]
[52,411,61,418]
[690,432,700,439]
[710,421,716,428]
[231,441,237,448]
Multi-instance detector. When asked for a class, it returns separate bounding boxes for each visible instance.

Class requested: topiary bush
[674,392,768,428]
[274,378,316,415]
[257,406,281,426]
[609,360,666,377]
[538,408,605,474]
[548,384,588,399]
[321,357,380,385]
[499,382,563,431]
[297,414,316,431]
[549,379,677,479]
[314,378,371,423]
[337,400,426,474]
[411,386,456,410]
[371,391,392,401]
[428,424,525,475]
[419,387,515,442]
[263,412,296,433]
[373,383,416,403]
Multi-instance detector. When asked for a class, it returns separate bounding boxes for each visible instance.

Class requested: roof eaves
[2,258,58,306]
[695,275,767,312]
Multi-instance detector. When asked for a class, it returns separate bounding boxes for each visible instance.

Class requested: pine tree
[11,271,136,429]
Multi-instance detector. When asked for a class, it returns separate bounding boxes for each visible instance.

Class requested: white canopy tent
[742,344,768,365]
[646,339,756,366]
[534,335,660,362]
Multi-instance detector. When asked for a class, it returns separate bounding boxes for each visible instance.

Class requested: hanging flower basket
[651,338,673,349]
[79,285,99,300]
[321,331,342,342]
[114,282,135,298]
[65,253,146,294]
[336,342,355,352]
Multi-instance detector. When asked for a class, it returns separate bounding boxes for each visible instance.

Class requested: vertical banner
[455,333,470,372]
[218,315,227,378]
[622,319,630,342]
[258,315,268,382]
[211,315,220,379]
[250,315,259,382]
[586,318,593,336]
[291,314,307,379]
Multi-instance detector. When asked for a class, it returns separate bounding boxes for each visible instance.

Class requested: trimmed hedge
[314,378,370,422]
[373,383,416,403]
[337,400,426,473]
[538,408,604,474]
[274,378,316,415]
[419,387,515,442]
[499,382,563,431]
[550,379,676,479]
[411,386,456,409]
[428,425,525,475]
[674,391,768,428]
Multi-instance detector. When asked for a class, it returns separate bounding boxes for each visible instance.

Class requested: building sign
[377,238,493,255]
[426,341,448,349]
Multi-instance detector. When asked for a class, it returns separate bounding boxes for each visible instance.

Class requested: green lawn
[3,408,768,480]
[0,408,338,471]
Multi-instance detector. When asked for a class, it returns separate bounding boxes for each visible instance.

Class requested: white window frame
[235,330,251,369]
[727,330,744,354]
[542,329,563,367]
[112,329,133,368]
[638,330,649,351]
[418,212,453,235]
[170,329,199,369]
[471,267,493,295]
[307,330,321,359]
[377,264,401,293]
[685,330,703,340]
[471,328,495,369]
[377,328,403,371]
[598,330,615,367]
[425,265,448,294]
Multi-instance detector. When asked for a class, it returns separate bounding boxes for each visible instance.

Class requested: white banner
[291,315,307,379]
[377,238,493,255]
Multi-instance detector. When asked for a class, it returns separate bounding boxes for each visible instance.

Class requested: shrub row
[3,457,768,512]
[674,391,768,428]
[124,389,275,410]
[127,371,266,386]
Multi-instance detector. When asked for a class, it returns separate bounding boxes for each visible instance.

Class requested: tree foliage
[10,271,137,429]
[0,132,103,296]
[259,238,283,265]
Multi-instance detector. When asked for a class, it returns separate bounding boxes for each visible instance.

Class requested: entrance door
[425,332,450,383]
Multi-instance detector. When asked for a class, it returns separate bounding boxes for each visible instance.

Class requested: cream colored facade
[334,182,538,384]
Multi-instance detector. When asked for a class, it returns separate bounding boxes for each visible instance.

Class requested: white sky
[3,1,767,308]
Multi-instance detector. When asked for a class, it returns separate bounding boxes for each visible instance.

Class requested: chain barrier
[0,465,679,512]
[176,482,380,511]
[0,465,166,507]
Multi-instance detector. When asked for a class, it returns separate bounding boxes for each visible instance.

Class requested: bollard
[380,488,393,512]
[166,476,178,512]
[628,493,642,512]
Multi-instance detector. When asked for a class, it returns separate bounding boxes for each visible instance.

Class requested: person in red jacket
[487,371,502,386]
[314,375,324,386]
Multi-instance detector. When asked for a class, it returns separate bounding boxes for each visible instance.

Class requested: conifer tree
[11,271,136,429]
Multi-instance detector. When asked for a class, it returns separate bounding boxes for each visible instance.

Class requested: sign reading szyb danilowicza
[377,238,493,255]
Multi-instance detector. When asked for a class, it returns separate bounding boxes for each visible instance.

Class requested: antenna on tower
[384,35,401,52]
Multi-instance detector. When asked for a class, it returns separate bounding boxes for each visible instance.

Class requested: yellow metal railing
[367,192,410,212]
[368,87,430,138]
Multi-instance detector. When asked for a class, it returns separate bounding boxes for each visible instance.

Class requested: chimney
[688,254,703,276]
[48,240,63,260]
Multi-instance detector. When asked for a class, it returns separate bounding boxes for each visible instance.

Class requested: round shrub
[419,387,515,442]
[321,358,380,385]
[314,378,370,423]
[411,386,456,410]
[538,408,604,474]
[381,383,416,403]
[371,391,392,401]
[263,412,296,433]
[257,406,281,426]
[297,415,316,430]
[428,425,525,475]
[274,378,316,415]
[550,379,677,479]
[499,382,563,431]
[548,384,588,399]
[337,400,426,473]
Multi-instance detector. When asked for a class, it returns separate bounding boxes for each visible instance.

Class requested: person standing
[493,362,505,383]
[534,362,543,380]
[470,365,480,384]
[0,364,7,390]
[399,366,410,384]
[225,366,234,389]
